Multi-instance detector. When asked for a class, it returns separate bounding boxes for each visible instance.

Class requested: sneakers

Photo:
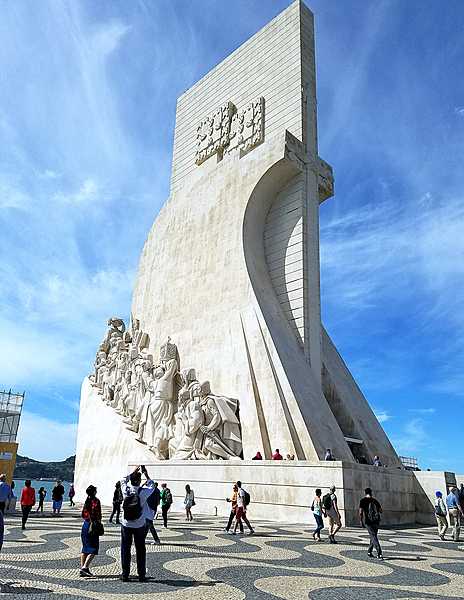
[79,568,93,577]
[367,552,374,557]
[377,554,384,560]
[248,529,255,535]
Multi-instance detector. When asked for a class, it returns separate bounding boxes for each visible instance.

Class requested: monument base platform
[75,378,434,526]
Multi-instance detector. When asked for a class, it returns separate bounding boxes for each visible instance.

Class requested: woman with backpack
[434,491,448,540]
[184,484,195,521]
[160,483,173,528]
[311,488,324,541]
[80,485,102,577]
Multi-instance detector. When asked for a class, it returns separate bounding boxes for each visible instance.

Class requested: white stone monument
[75,1,442,524]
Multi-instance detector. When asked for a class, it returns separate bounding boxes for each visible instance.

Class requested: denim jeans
[313,513,324,537]
[121,525,146,579]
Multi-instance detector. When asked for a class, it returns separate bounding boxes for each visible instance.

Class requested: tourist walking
[0,474,11,515]
[144,483,161,545]
[323,485,341,543]
[272,449,283,460]
[120,465,154,582]
[233,481,254,535]
[52,480,65,515]
[446,486,462,542]
[37,487,46,513]
[80,485,102,577]
[20,480,36,530]
[69,484,76,507]
[109,481,123,524]
[311,488,324,541]
[225,483,243,534]
[160,483,173,528]
[434,491,448,540]
[359,487,383,559]
[184,484,195,521]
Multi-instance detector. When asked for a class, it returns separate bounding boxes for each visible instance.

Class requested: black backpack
[367,499,381,524]
[243,490,251,507]
[322,493,332,511]
[164,488,173,506]
[123,488,142,521]
[147,488,160,511]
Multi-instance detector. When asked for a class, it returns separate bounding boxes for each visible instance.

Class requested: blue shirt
[446,492,459,510]
[0,482,11,503]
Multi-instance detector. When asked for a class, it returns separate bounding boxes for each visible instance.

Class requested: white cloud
[455,106,464,117]
[408,408,436,415]
[392,418,427,456]
[17,411,77,462]
[374,409,392,424]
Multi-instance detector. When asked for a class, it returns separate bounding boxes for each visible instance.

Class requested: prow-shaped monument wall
[76,1,439,525]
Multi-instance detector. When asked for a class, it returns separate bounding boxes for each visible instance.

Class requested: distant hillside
[13,454,75,482]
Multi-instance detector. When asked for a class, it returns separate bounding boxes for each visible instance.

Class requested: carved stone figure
[197,381,242,460]
[89,318,242,460]
[143,358,178,459]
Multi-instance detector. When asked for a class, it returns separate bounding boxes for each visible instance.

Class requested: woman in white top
[184,484,195,521]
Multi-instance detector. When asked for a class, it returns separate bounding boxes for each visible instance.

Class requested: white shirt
[237,488,245,508]
[120,475,155,528]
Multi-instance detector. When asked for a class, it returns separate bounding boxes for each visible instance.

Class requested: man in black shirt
[52,480,65,516]
[359,487,383,559]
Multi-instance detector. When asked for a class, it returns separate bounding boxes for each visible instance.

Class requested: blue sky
[1,1,463,470]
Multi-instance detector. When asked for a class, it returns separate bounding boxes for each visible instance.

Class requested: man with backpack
[120,465,155,582]
[160,483,173,528]
[144,482,161,545]
[323,485,341,543]
[233,481,255,535]
[359,487,383,559]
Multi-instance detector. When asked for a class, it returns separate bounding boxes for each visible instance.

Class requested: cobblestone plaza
[1,506,463,599]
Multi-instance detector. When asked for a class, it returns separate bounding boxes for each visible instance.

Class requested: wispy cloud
[392,418,427,456]
[374,409,392,424]
[408,408,436,415]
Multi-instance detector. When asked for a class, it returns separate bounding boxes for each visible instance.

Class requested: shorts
[53,500,63,511]
[328,514,341,527]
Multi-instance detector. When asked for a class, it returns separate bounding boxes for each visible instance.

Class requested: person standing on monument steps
[120,465,155,582]
[323,485,341,543]
[359,487,383,559]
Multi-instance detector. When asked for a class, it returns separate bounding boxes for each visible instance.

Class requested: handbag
[89,520,104,537]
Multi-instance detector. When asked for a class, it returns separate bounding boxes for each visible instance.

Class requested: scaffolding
[399,455,419,471]
[0,389,24,443]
